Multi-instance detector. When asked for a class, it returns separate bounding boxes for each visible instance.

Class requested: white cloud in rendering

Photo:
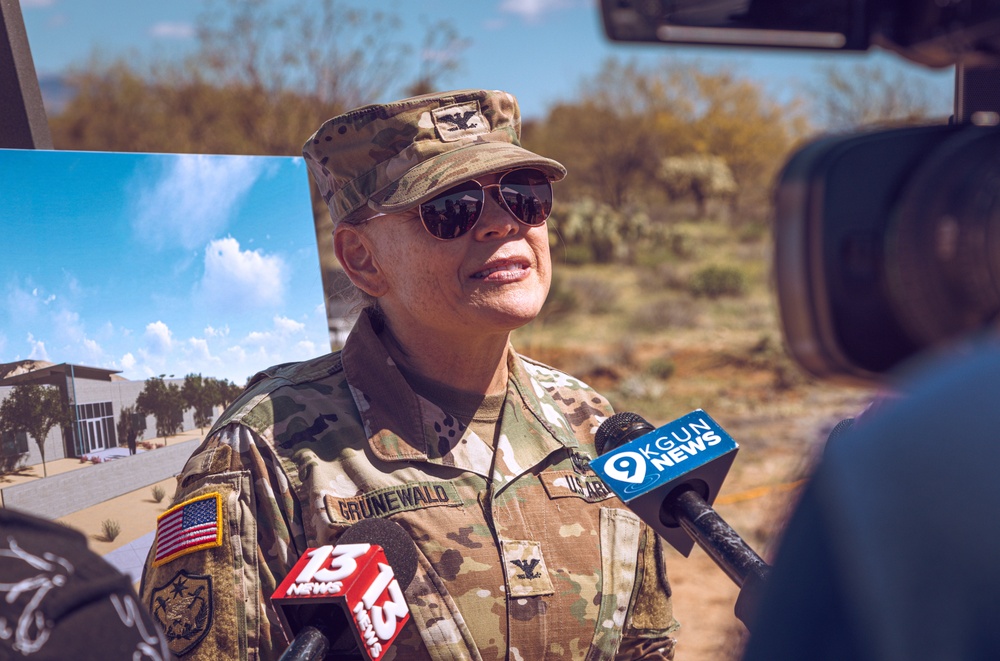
[144,321,174,356]
[131,155,264,250]
[199,237,287,309]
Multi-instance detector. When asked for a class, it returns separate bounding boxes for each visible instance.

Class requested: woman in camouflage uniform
[139,89,679,660]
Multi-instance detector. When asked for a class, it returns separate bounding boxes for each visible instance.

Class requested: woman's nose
[472,186,520,239]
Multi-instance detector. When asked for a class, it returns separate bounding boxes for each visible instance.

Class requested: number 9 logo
[603,451,647,484]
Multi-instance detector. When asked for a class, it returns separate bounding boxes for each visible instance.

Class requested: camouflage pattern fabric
[302,89,567,224]
[139,312,679,660]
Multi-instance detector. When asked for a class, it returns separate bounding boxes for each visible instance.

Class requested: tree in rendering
[135,376,185,443]
[0,384,70,478]
[182,373,216,431]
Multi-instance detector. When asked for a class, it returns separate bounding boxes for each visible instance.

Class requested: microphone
[272,518,418,661]
[590,409,769,627]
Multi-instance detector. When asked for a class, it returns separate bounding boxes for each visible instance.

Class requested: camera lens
[885,127,1000,347]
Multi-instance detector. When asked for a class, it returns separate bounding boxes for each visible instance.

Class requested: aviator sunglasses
[416,168,553,240]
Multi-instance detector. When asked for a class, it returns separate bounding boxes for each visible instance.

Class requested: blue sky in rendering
[19,0,957,121]
[1,149,326,384]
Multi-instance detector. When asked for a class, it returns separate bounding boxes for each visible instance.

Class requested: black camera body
[774,123,1000,382]
[601,0,1000,67]
[601,0,1000,384]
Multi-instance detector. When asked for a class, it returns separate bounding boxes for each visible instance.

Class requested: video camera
[601,0,1000,384]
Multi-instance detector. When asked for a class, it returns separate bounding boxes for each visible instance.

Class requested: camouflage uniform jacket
[139,313,679,660]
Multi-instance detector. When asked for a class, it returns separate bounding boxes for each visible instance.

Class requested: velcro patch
[149,569,214,656]
[539,470,615,503]
[325,481,464,524]
[432,101,489,142]
[152,493,223,567]
[501,540,554,597]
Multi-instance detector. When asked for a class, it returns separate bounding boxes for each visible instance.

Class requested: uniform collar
[341,311,578,477]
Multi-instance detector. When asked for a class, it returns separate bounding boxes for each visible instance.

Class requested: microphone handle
[278,626,330,661]
[668,487,770,628]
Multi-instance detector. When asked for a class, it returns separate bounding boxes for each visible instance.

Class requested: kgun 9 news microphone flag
[272,518,418,661]
[590,410,769,627]
[591,410,738,556]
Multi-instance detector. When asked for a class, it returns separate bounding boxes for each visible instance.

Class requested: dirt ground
[57,475,177,555]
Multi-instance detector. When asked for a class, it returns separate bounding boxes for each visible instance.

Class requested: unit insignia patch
[149,570,213,656]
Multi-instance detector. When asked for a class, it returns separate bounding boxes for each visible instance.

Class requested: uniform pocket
[585,507,642,661]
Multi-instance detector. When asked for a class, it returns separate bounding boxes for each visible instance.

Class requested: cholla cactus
[548,199,651,263]
[659,154,738,217]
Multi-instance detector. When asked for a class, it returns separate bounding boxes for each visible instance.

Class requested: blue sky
[1,149,325,384]
[9,0,958,384]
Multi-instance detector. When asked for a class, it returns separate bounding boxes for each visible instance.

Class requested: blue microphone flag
[589,409,739,556]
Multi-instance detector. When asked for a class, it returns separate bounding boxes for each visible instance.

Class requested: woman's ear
[334,224,388,297]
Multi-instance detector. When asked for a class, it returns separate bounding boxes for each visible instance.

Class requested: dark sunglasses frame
[416,168,553,240]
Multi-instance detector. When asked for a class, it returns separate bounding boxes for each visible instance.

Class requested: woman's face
[359,172,552,342]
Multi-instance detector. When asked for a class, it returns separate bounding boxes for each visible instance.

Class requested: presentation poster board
[1,148,334,386]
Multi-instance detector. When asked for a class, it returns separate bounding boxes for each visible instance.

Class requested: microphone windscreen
[337,518,418,590]
[596,411,656,454]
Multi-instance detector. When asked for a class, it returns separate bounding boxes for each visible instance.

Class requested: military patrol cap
[303,89,567,224]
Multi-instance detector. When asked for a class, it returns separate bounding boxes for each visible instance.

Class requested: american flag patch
[152,493,223,567]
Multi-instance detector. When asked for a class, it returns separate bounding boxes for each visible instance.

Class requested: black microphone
[590,410,769,627]
[272,518,418,661]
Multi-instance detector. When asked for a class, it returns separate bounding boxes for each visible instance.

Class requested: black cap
[0,508,172,660]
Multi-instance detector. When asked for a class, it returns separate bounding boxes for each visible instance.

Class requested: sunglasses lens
[499,169,552,226]
[419,181,484,239]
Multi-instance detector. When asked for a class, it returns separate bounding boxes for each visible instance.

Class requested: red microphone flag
[271,542,410,659]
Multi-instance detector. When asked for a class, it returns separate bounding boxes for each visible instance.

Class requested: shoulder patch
[149,569,214,656]
[152,493,223,567]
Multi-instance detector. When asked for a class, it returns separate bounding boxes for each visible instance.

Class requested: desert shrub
[646,356,676,380]
[610,336,638,369]
[151,485,166,503]
[658,154,738,218]
[537,274,579,322]
[615,374,666,401]
[101,519,121,542]
[738,218,770,243]
[688,265,747,298]
[557,244,596,265]
[749,335,810,390]
[637,263,689,292]
[669,230,698,259]
[631,297,701,331]
[567,275,621,314]
[719,334,811,390]
[548,199,652,264]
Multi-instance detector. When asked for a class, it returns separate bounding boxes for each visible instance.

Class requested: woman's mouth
[472,261,529,280]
